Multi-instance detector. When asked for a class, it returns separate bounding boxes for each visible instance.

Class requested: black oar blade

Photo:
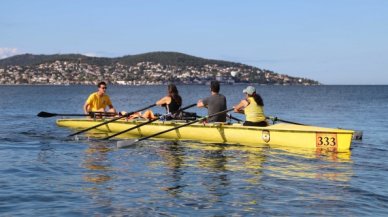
[116,139,138,148]
[352,130,363,140]
[37,111,56,118]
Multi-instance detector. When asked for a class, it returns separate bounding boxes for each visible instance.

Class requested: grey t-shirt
[202,93,227,122]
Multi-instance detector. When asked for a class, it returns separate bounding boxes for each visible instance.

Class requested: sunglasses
[100,86,107,89]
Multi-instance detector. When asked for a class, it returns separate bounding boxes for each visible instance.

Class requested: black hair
[97,81,107,88]
[210,80,220,93]
[168,83,182,106]
[249,92,264,106]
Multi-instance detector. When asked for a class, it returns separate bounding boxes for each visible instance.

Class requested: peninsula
[0,52,319,85]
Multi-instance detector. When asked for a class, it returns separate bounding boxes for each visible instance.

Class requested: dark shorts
[243,121,268,127]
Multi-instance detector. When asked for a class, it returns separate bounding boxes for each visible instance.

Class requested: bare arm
[108,104,117,114]
[233,99,248,113]
[83,102,90,114]
[156,96,171,106]
[197,99,205,108]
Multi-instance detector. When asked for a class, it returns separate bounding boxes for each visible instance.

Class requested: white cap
[243,86,256,95]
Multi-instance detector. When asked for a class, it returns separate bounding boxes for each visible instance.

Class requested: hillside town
[0,60,319,85]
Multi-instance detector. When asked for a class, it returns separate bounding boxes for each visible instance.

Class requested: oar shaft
[103,118,160,140]
[37,111,116,118]
[227,113,243,122]
[178,103,197,112]
[102,103,197,140]
[267,116,305,125]
[68,104,156,137]
[54,114,89,117]
[137,108,234,143]
[68,115,123,137]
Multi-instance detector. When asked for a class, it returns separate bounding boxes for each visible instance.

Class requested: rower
[83,81,117,118]
[197,80,227,122]
[131,84,183,120]
[233,86,268,127]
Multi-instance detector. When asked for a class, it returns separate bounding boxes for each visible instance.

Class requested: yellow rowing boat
[56,118,354,152]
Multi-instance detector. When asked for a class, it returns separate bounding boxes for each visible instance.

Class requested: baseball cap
[243,86,256,95]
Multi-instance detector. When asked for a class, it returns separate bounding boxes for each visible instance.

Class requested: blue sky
[1,0,387,84]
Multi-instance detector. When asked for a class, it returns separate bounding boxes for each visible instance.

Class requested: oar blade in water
[352,130,363,140]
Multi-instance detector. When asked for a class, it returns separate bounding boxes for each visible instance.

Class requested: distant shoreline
[0,83,385,86]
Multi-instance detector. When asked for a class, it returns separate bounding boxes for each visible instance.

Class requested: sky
[1,0,387,84]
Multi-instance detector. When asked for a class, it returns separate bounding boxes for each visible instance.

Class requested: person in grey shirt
[197,80,227,122]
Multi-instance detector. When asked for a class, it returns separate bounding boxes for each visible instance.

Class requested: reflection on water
[82,142,114,184]
[80,141,117,214]
[197,145,230,203]
[73,138,354,215]
[3,85,388,215]
[264,147,353,182]
[157,142,186,195]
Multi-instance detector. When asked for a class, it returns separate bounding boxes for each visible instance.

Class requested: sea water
[0,85,387,216]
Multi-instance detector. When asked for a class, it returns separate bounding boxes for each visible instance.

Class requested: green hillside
[0,52,242,68]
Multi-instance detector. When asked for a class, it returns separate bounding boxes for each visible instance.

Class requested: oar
[227,113,243,123]
[267,116,363,141]
[117,108,234,148]
[37,111,116,118]
[194,113,243,123]
[266,116,305,125]
[68,104,157,137]
[102,103,197,140]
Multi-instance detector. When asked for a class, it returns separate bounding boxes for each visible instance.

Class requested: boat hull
[57,119,354,152]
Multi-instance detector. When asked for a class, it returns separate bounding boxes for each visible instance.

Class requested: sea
[0,84,387,216]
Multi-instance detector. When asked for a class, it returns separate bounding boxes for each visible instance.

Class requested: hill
[0,52,241,68]
[0,51,319,85]
[116,52,241,67]
[0,53,113,67]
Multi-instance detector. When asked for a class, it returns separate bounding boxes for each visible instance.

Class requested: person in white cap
[233,86,268,127]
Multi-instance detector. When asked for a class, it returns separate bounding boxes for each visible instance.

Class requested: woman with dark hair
[233,86,268,127]
[134,84,182,120]
[156,83,182,115]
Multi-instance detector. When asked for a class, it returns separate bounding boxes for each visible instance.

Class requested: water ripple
[1,85,388,216]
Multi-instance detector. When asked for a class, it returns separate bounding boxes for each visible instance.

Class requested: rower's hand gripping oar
[37,111,116,118]
[67,104,157,137]
[103,103,197,140]
[117,108,234,148]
